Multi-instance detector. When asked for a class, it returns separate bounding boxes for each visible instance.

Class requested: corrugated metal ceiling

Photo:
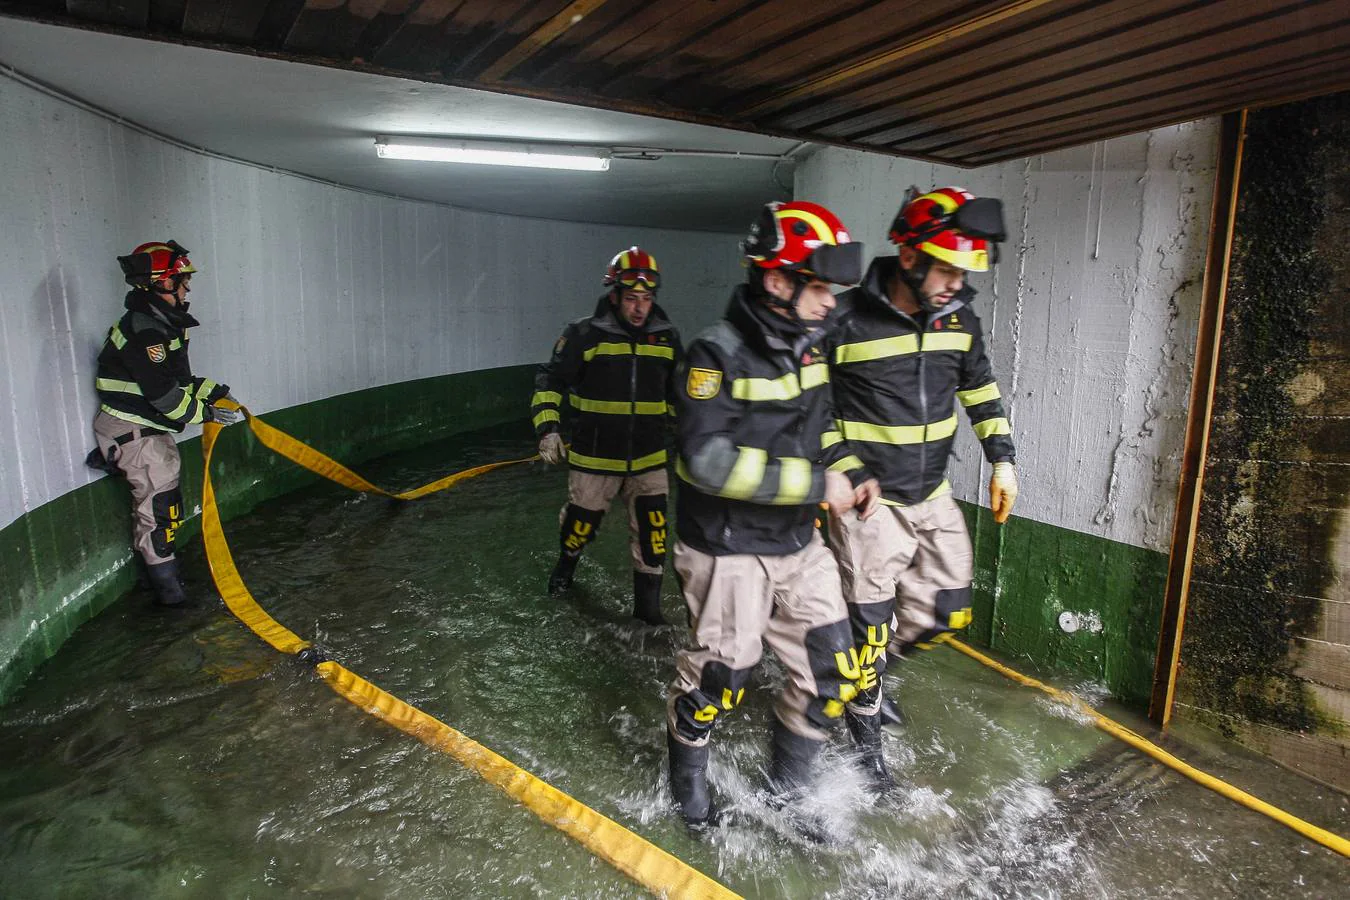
[2,0,1348,165]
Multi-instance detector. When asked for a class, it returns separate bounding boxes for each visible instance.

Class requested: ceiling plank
[477,0,610,82]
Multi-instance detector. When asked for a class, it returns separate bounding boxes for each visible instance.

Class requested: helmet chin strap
[899,251,945,314]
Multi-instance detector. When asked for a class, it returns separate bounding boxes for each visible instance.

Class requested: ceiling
[0,19,798,231]
[2,0,1349,168]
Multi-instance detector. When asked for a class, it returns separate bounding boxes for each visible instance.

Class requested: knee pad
[913,585,974,650]
[803,618,866,731]
[559,504,603,555]
[671,661,751,743]
[846,599,895,678]
[151,487,184,558]
[633,493,669,568]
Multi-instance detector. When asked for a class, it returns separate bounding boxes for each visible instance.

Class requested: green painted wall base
[962,501,1168,708]
[0,365,535,704]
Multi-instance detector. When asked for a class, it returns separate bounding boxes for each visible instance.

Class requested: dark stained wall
[1177,92,1350,791]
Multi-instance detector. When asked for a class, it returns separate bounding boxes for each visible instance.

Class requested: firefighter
[825,187,1019,791]
[89,241,244,607]
[664,201,880,830]
[530,247,682,625]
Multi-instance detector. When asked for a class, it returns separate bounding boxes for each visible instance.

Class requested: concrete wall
[1177,93,1350,792]
[0,69,744,699]
[797,121,1221,702]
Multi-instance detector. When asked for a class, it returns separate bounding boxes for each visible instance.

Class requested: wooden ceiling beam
[477,0,610,82]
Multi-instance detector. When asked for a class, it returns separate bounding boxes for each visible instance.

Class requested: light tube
[375,136,610,171]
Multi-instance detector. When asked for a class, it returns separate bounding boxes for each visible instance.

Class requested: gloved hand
[538,432,566,465]
[205,404,245,426]
[990,461,1018,524]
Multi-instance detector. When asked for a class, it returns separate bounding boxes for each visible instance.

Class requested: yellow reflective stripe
[635,344,674,359]
[922,332,973,352]
[957,382,1001,407]
[567,448,667,472]
[570,396,630,415]
[531,390,562,407]
[973,416,1012,439]
[194,378,219,400]
[878,478,952,507]
[732,372,799,401]
[840,414,959,445]
[96,377,143,396]
[582,342,634,361]
[820,429,843,449]
[723,447,768,499]
[109,325,128,349]
[168,338,184,351]
[633,400,668,415]
[165,390,194,421]
[828,454,864,473]
[834,334,918,364]
[532,409,560,428]
[777,206,835,244]
[99,404,162,428]
[800,363,829,390]
[774,457,813,504]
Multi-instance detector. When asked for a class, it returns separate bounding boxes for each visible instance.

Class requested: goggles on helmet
[615,268,660,291]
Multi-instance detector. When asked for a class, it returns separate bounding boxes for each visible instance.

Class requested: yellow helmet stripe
[921,190,961,213]
[775,207,837,246]
[921,240,989,272]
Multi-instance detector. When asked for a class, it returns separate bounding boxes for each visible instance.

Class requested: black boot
[878,694,907,728]
[548,553,580,594]
[145,559,187,608]
[845,708,896,792]
[667,731,716,829]
[632,572,666,625]
[768,719,824,800]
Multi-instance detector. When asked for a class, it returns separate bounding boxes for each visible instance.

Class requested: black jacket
[826,256,1015,506]
[95,291,228,433]
[531,296,682,476]
[675,286,859,556]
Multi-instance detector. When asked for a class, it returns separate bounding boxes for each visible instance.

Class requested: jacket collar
[725,284,818,358]
[590,293,674,337]
[852,256,972,326]
[124,289,200,331]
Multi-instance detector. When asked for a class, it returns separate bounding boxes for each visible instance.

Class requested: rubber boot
[667,731,716,829]
[548,553,580,594]
[632,572,666,625]
[878,694,907,729]
[845,708,896,792]
[768,719,824,800]
[145,559,188,608]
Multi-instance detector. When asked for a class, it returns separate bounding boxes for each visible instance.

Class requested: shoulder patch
[146,344,167,363]
[686,367,723,400]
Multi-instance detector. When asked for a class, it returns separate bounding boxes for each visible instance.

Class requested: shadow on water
[1,422,1347,898]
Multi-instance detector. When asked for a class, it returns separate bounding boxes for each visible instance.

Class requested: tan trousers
[561,468,668,575]
[831,493,974,713]
[668,533,858,745]
[93,411,183,565]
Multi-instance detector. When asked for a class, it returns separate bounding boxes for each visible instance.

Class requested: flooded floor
[1,424,1346,898]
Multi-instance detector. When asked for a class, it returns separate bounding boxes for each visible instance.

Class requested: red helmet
[118,240,197,289]
[603,246,660,292]
[742,201,863,285]
[889,187,1005,272]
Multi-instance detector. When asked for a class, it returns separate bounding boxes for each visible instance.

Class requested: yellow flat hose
[199,406,741,899]
[946,639,1350,859]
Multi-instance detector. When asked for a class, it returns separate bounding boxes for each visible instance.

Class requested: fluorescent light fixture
[375,136,610,171]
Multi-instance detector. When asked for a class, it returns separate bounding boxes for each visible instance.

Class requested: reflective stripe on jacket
[95,291,227,433]
[531,296,682,476]
[827,256,1015,506]
[675,286,861,556]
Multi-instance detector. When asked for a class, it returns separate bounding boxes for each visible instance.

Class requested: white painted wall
[0,72,744,534]
[798,122,1220,553]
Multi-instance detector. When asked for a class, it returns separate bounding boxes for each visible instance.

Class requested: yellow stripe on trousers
[201,401,740,899]
[945,639,1350,860]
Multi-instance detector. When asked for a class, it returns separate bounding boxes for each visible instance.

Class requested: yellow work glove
[990,461,1018,524]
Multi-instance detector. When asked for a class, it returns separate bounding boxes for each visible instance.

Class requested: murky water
[2,423,1346,898]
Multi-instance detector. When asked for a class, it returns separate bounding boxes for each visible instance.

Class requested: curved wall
[0,70,745,700]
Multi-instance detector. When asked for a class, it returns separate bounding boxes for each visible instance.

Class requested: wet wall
[797,121,1221,704]
[0,70,744,700]
[1177,93,1350,792]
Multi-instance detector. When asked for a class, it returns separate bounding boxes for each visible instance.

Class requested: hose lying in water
[945,638,1350,859]
[200,403,740,900]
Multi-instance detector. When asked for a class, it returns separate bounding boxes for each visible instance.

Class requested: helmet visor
[616,269,659,290]
[951,197,1006,242]
[801,241,864,286]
